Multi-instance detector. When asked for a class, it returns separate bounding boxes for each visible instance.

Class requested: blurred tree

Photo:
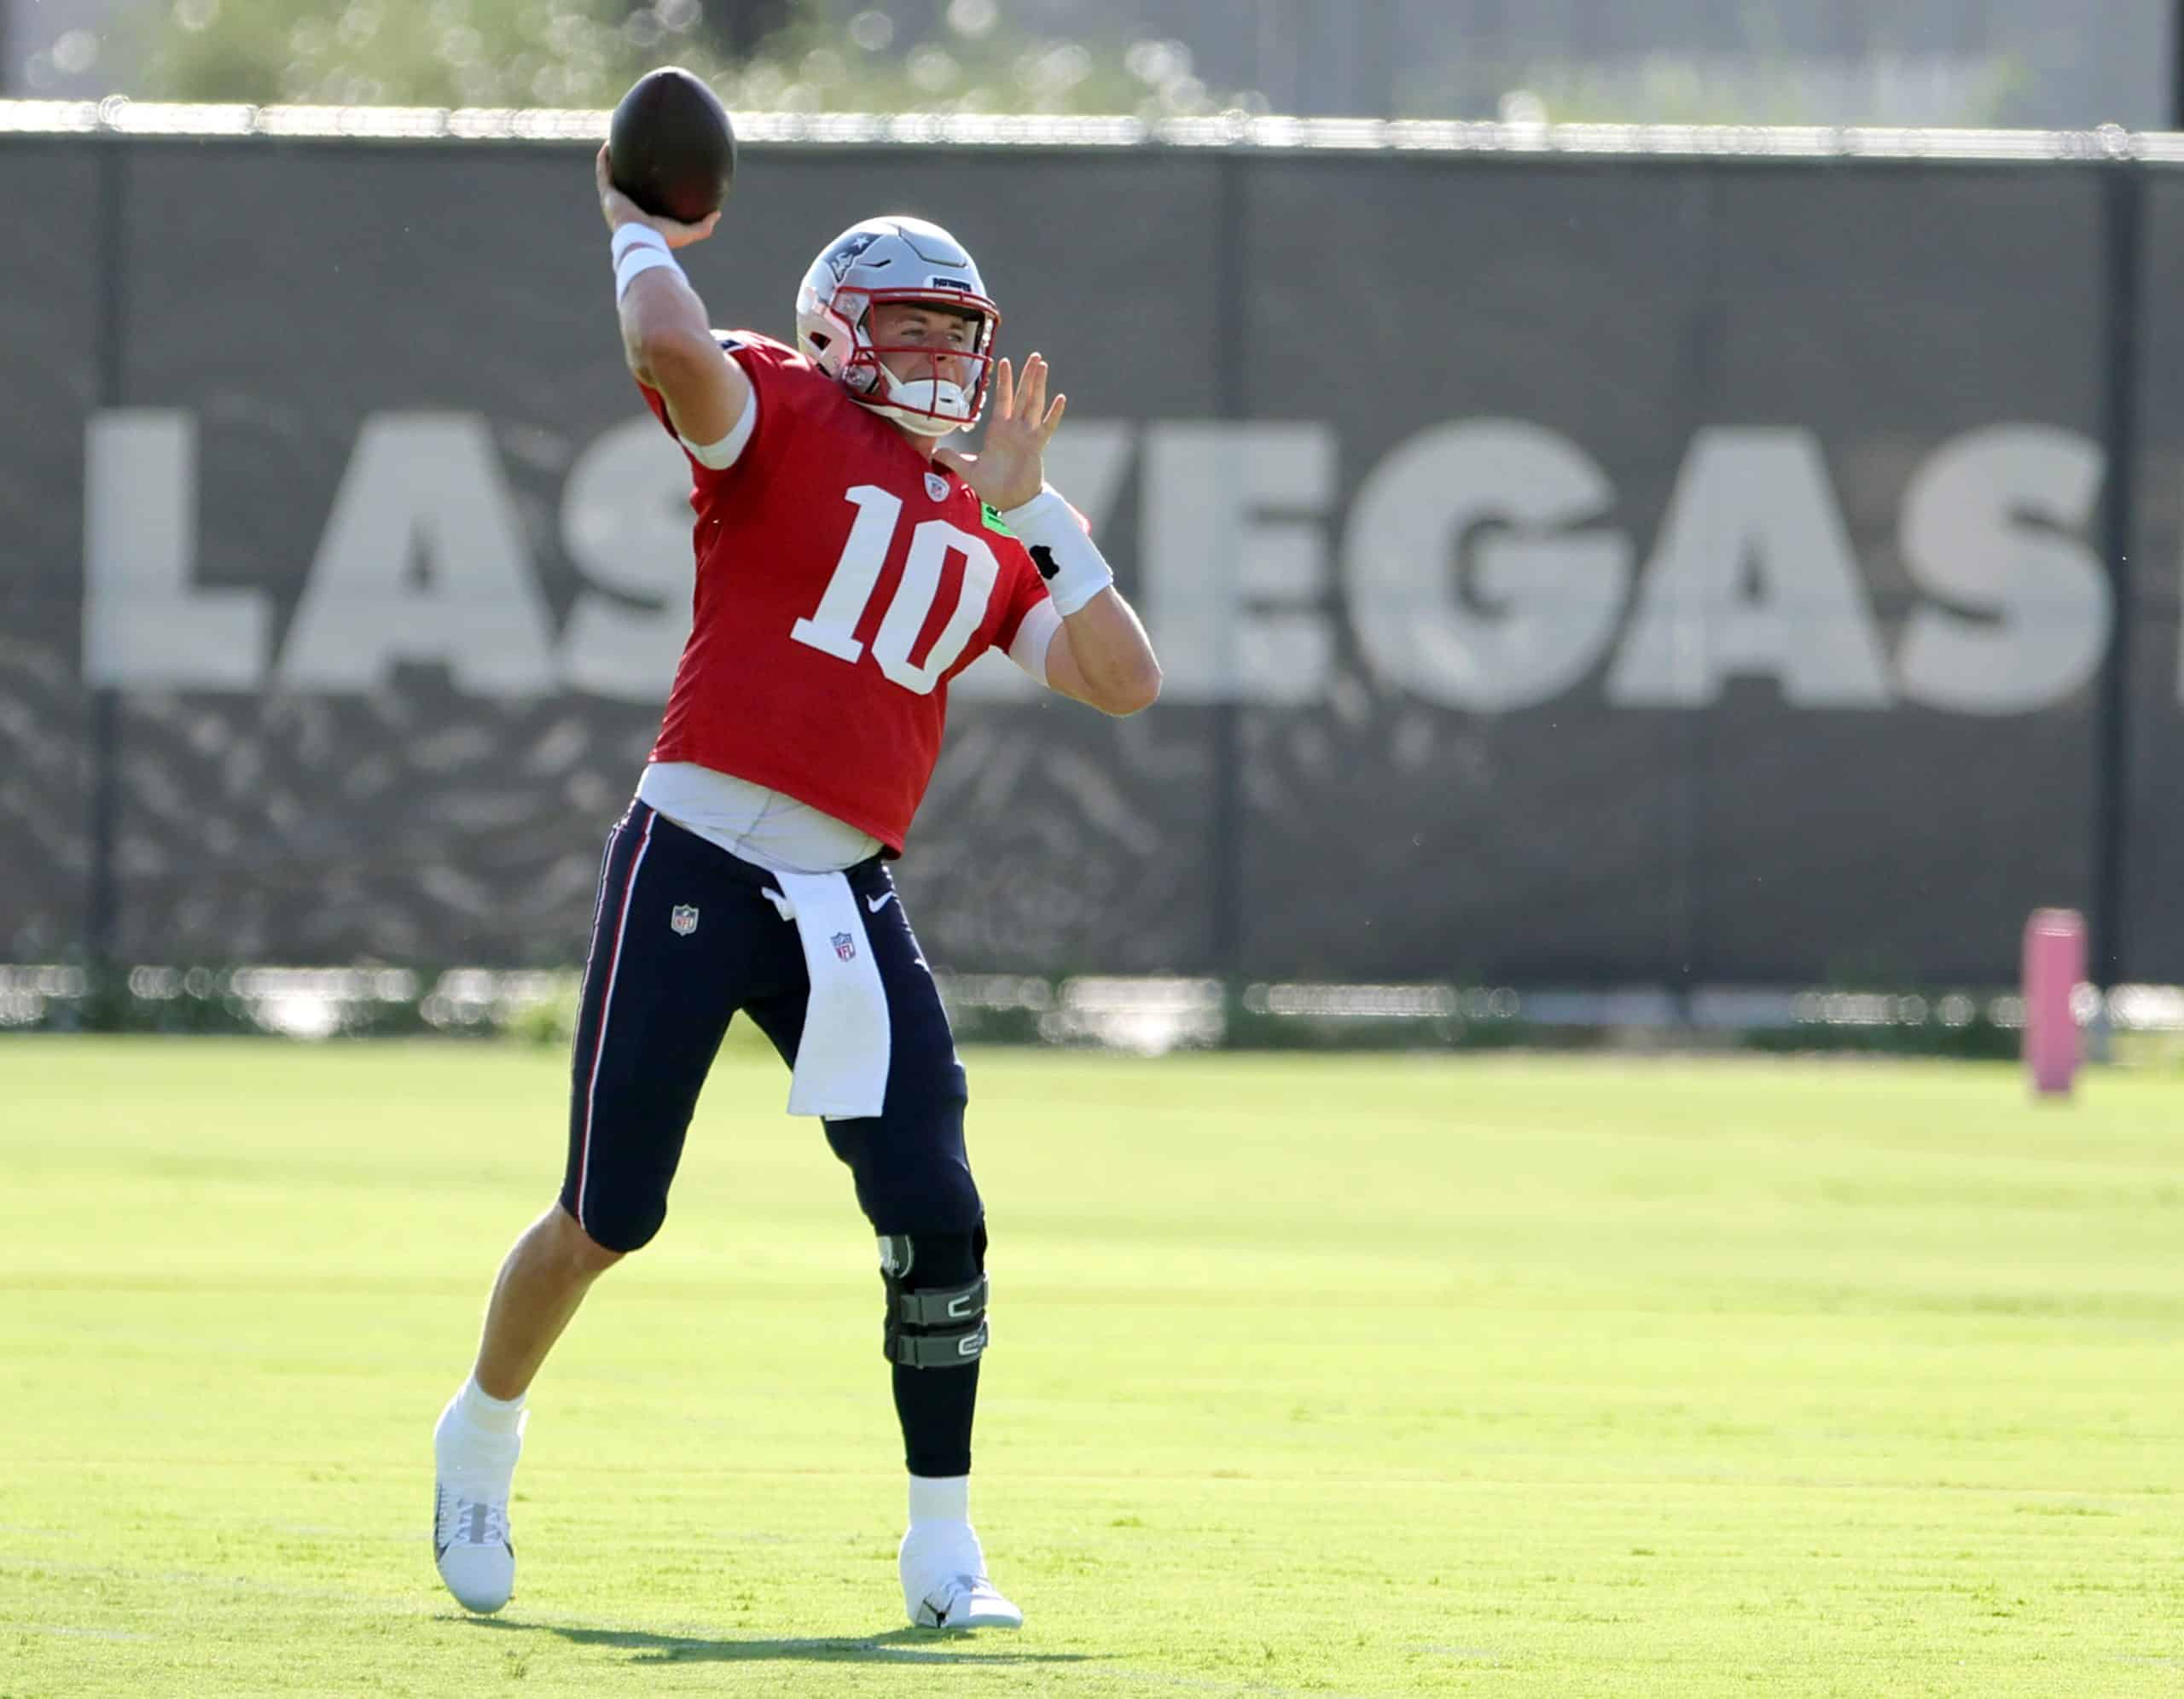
[710,0,793,55]
[128,0,717,106]
[126,0,1256,115]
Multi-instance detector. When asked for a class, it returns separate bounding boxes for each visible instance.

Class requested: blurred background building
[3,0,2175,129]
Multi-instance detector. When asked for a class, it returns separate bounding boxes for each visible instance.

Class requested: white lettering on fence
[1142,422,1336,704]
[83,410,270,689]
[1607,428,1892,708]
[1346,420,1629,712]
[278,415,555,695]
[1895,425,2108,714]
[77,410,2133,715]
[558,417,698,703]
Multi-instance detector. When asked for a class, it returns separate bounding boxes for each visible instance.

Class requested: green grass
[1,1039,2178,1696]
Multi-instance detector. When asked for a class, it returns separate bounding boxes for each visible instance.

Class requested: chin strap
[851,398,970,438]
[855,370,978,436]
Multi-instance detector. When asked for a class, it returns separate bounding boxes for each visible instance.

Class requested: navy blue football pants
[560,800,979,1254]
[558,801,987,1477]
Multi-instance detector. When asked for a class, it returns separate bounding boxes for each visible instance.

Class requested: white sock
[908,1473,970,1527]
[454,1376,526,1438]
[438,1378,526,1492]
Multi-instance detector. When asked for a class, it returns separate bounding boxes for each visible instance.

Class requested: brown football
[608,67,737,224]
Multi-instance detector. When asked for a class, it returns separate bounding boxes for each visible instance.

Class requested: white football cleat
[433,1482,515,1614]
[899,1521,1023,1630]
[433,1394,519,1615]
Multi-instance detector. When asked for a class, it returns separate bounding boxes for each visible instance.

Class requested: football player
[428,146,1159,1632]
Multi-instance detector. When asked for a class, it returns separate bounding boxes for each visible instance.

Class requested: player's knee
[551,1197,648,1266]
[827,1097,981,1231]
[876,1229,988,1370]
[870,1157,983,1242]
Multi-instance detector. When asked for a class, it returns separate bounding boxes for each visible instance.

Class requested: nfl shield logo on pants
[831,931,857,961]
[670,905,699,936]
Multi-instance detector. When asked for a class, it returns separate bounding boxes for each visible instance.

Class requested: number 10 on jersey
[791,485,1001,696]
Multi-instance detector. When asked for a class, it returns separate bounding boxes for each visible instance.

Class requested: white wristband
[611,223,670,262]
[612,224,685,301]
[615,247,684,301]
[1001,486,1114,617]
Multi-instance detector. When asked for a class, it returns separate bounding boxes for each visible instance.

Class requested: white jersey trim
[1008,598,1062,685]
[680,380,758,469]
[636,760,880,874]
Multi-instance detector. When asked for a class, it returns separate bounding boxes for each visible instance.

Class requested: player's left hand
[936,353,1064,511]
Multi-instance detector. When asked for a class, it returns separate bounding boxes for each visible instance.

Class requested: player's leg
[433,1204,624,1611]
[435,803,744,1614]
[469,1202,624,1405]
[746,861,1018,1630]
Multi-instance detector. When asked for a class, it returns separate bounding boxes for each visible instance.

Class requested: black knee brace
[877,1231,988,1368]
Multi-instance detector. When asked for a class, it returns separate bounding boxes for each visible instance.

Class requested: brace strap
[890,1317,990,1368]
[894,1275,989,1328]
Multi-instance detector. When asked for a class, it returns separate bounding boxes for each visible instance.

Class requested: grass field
[1,1038,2177,1696]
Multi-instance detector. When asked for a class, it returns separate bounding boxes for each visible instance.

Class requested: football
[608,67,737,224]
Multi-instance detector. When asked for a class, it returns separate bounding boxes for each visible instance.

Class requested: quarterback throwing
[430,145,1159,1631]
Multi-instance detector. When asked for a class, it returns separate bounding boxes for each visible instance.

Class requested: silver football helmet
[794,215,1000,436]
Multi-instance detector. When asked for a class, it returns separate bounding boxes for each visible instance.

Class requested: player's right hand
[595,144,720,248]
[935,353,1065,512]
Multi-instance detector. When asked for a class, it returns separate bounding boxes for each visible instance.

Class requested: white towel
[761,870,892,1120]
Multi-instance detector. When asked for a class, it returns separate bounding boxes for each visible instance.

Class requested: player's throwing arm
[595,143,752,460]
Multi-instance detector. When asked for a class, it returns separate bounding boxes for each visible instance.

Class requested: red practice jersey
[637,332,1053,852]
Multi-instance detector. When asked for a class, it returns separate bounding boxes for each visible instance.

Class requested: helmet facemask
[823,289,999,437]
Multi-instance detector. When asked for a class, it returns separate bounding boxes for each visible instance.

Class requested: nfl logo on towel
[832,931,857,961]
[670,905,700,936]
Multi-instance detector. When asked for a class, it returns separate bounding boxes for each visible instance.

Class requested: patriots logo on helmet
[824,229,883,281]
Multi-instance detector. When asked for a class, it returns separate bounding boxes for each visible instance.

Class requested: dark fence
[4,125,2181,986]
